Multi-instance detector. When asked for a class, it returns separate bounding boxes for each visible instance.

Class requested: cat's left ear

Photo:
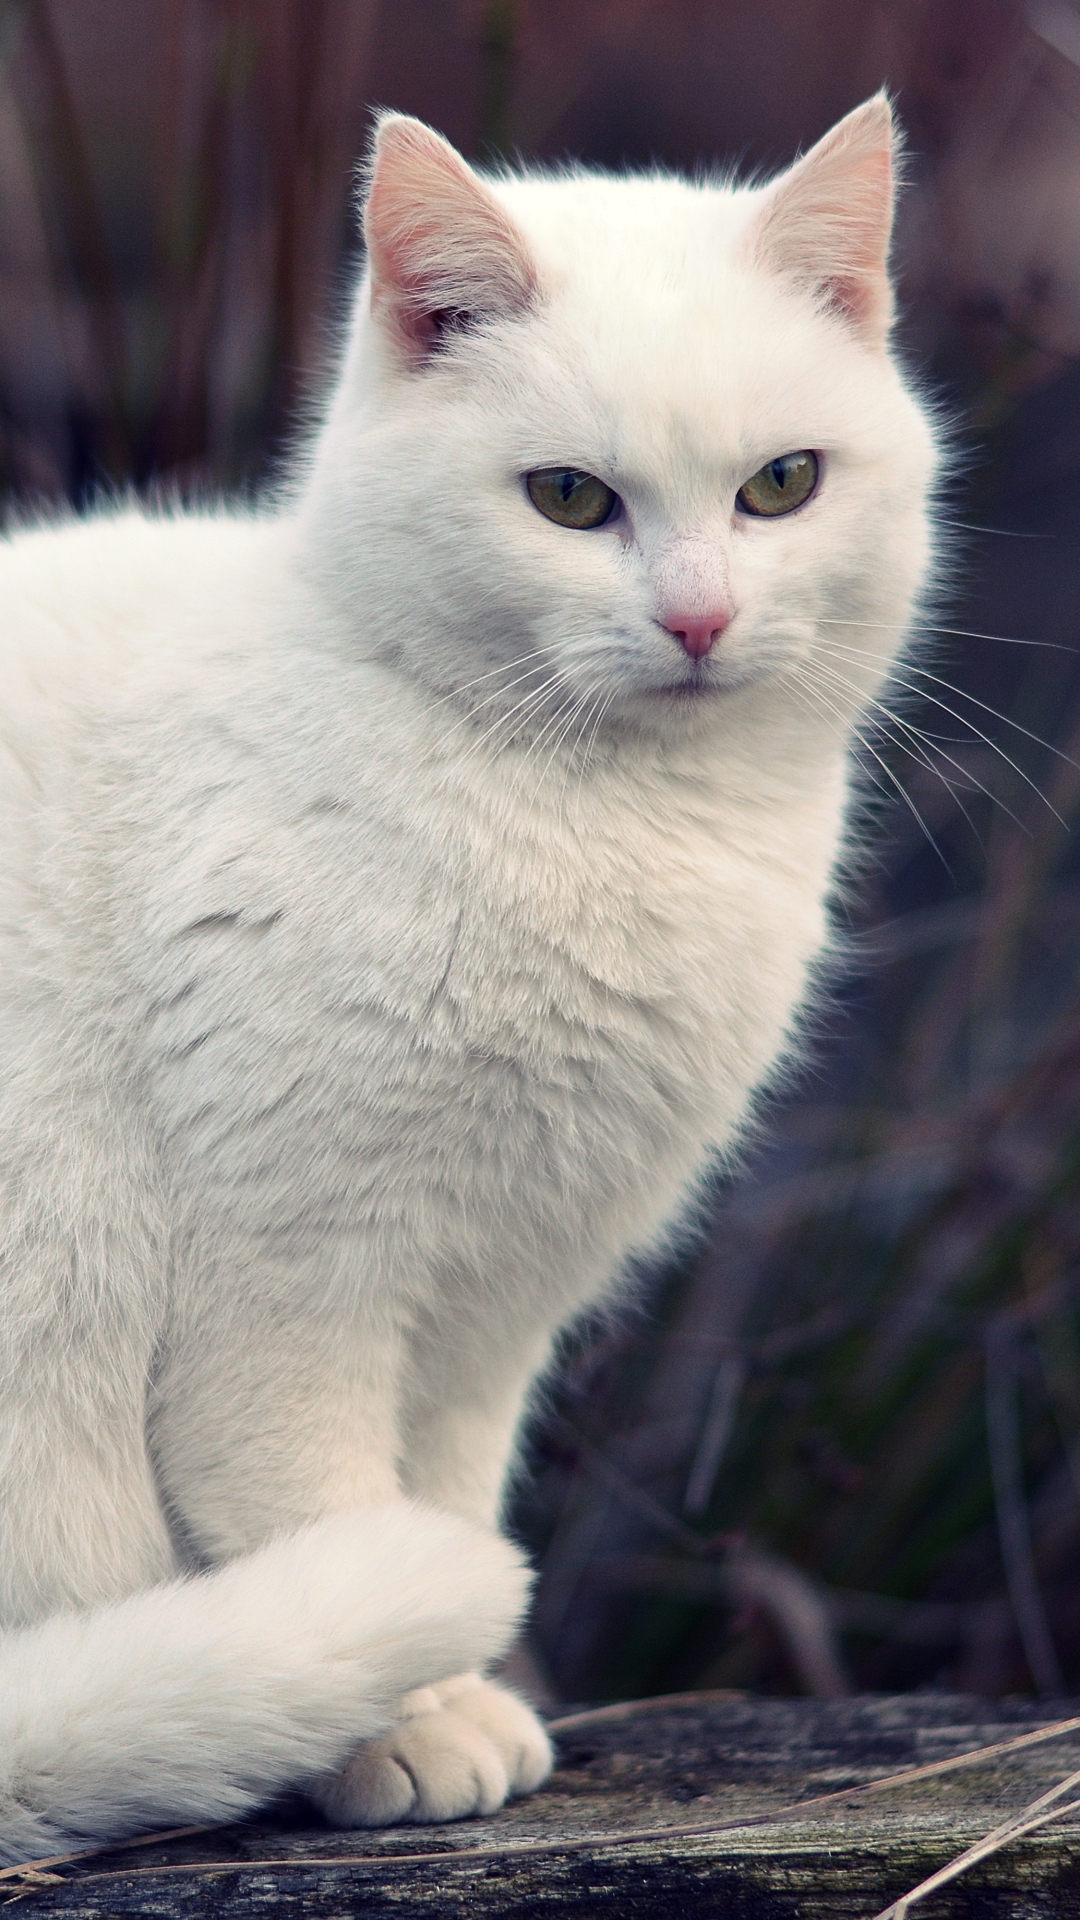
[362,114,538,368]
[747,94,898,346]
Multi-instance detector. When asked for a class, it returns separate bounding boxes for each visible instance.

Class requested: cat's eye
[526,468,619,530]
[736,451,819,518]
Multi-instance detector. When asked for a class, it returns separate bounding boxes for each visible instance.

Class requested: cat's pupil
[771,459,788,488]
[559,472,576,502]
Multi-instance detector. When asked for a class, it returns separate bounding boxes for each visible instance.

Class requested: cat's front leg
[308,1334,555,1826]
[150,1264,408,1560]
[307,1671,552,1826]
[154,1263,550,1826]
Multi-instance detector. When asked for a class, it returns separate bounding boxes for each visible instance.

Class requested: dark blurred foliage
[3,0,1080,1706]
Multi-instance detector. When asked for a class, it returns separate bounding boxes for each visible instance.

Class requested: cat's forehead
[491,168,754,273]
[484,171,903,488]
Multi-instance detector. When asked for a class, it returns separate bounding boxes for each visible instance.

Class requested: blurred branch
[14,0,133,477]
[590,1546,852,1698]
[683,1354,747,1518]
[985,1317,1065,1694]
[252,0,379,443]
[595,1553,1025,1652]
[554,1418,735,1560]
[478,0,518,160]
[727,1544,852,1698]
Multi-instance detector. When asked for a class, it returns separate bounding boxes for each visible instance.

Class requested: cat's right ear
[361,115,538,369]
[747,94,898,346]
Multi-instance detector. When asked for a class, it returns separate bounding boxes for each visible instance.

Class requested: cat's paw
[308,1673,553,1827]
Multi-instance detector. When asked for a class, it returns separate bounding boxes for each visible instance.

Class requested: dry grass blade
[868,1763,1080,1920]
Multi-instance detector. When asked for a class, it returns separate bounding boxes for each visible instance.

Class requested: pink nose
[660,609,732,660]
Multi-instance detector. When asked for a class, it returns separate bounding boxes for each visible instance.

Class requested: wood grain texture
[9,1693,1080,1916]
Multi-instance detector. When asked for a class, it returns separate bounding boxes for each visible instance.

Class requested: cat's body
[0,98,936,1858]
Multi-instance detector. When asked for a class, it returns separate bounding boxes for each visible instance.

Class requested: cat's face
[307,101,937,748]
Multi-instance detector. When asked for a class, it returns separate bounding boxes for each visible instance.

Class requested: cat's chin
[606,659,791,727]
[605,678,737,735]
[649,681,726,704]
[636,666,764,703]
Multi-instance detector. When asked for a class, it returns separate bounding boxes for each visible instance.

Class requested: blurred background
[4,0,1080,1705]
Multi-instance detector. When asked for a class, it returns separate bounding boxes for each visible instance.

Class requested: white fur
[0,98,937,1857]
[0,1510,529,1857]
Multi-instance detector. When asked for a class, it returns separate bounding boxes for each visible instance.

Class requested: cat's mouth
[651,662,730,699]
[637,679,726,708]
[643,657,769,703]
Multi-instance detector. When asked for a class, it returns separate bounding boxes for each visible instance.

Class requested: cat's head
[302,97,938,751]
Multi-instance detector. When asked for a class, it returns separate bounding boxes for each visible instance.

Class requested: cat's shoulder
[0,500,276,608]
[0,502,285,708]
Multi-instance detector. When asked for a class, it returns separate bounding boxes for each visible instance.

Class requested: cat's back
[0,506,276,728]
[0,507,281,1015]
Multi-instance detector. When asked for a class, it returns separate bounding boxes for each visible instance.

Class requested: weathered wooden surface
[8,1693,1080,1916]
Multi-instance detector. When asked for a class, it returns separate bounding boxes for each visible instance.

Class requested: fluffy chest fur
[63,584,840,1329]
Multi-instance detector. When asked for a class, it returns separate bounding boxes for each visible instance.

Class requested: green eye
[526,468,619,529]
[736,450,819,517]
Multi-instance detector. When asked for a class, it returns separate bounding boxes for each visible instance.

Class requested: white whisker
[435,657,563,743]
[455,671,567,763]
[939,519,1055,540]
[816,637,1070,823]
[817,613,1076,655]
[811,656,1024,841]
[508,687,594,805]
[789,665,954,875]
[571,687,617,825]
[426,643,556,708]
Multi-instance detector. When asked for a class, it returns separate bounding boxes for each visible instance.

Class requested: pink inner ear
[364,117,537,365]
[821,279,867,328]
[748,97,896,344]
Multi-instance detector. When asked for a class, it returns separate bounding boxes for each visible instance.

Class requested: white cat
[0,95,936,1859]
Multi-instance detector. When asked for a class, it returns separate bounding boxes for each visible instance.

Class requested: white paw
[308,1673,553,1827]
